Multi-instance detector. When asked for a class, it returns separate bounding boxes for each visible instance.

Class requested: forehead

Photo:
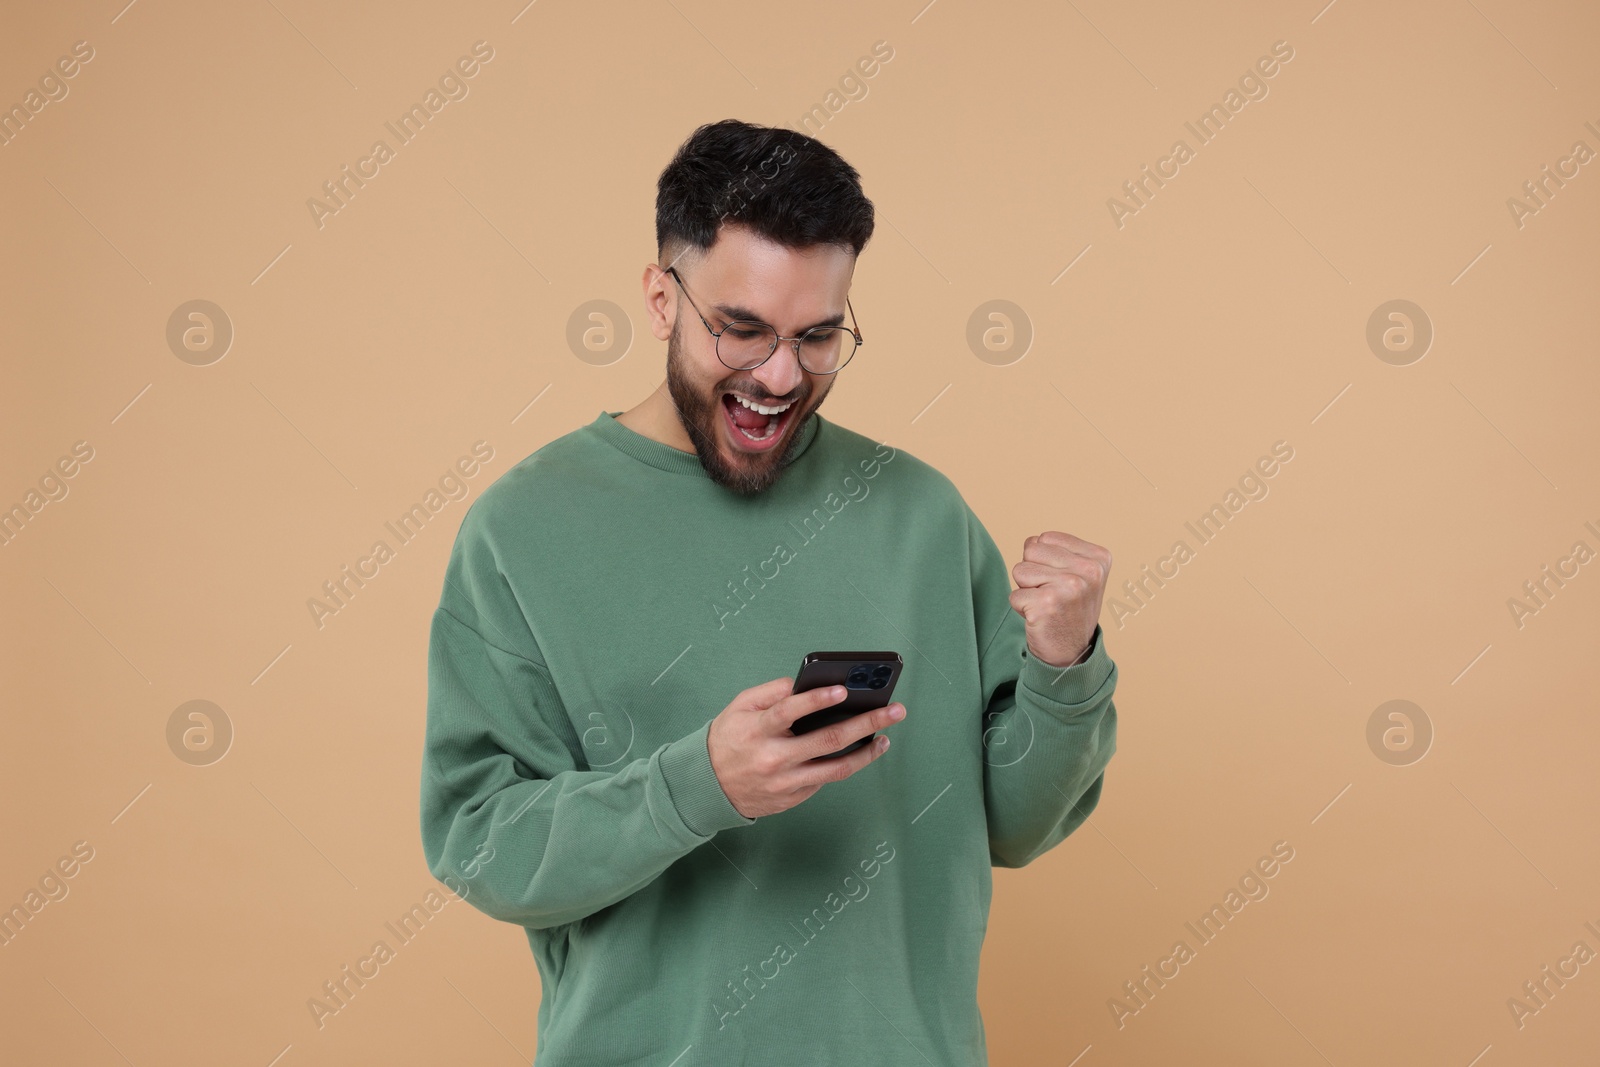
[689,225,855,325]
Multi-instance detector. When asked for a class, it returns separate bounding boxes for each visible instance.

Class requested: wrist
[1033,634,1094,670]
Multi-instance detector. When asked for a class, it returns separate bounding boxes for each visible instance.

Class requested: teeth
[733,395,792,416]
[737,420,779,442]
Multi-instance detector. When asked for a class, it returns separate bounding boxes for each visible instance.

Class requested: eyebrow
[710,301,846,334]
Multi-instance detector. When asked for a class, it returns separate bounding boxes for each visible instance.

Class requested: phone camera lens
[871,664,892,678]
[847,666,870,686]
[868,677,886,689]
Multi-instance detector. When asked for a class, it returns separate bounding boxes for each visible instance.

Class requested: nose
[750,340,807,399]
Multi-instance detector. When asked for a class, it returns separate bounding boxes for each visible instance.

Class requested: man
[420,118,1118,1065]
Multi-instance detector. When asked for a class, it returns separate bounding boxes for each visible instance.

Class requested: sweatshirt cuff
[1017,625,1115,712]
[658,719,756,837]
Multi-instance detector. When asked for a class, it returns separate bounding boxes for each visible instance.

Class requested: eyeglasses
[665,266,862,375]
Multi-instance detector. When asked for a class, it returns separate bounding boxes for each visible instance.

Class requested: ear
[641,264,675,342]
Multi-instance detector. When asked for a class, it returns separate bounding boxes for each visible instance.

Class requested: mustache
[720,385,806,406]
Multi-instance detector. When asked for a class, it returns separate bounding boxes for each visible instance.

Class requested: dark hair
[655,119,875,269]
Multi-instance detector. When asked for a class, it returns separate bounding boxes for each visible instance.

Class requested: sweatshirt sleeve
[420,507,754,931]
[964,502,1119,869]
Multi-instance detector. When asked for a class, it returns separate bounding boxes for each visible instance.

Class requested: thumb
[1008,586,1039,618]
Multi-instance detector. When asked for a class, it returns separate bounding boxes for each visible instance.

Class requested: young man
[420,119,1118,1065]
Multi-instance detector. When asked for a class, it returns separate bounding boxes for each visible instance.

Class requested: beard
[664,316,823,496]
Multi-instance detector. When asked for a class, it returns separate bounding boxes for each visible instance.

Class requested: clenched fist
[1008,531,1112,668]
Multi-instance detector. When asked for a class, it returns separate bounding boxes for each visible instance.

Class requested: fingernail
[877,735,890,750]
[888,704,905,720]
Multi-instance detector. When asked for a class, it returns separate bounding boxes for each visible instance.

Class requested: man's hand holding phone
[706,679,905,819]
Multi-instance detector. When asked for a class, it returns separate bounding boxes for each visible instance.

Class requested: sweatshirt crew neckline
[590,409,821,477]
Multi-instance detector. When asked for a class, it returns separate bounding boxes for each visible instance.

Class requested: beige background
[3,0,1597,1063]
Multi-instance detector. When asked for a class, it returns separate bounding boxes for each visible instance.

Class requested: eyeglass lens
[719,323,856,373]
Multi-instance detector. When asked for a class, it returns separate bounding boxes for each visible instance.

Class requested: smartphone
[789,651,903,760]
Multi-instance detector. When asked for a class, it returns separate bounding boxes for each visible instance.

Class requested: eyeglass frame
[663,265,863,375]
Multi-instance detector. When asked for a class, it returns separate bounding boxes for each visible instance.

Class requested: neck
[616,382,695,452]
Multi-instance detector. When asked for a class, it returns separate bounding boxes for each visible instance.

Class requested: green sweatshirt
[420,410,1118,1066]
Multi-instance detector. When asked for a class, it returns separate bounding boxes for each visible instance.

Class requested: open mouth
[720,391,797,453]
